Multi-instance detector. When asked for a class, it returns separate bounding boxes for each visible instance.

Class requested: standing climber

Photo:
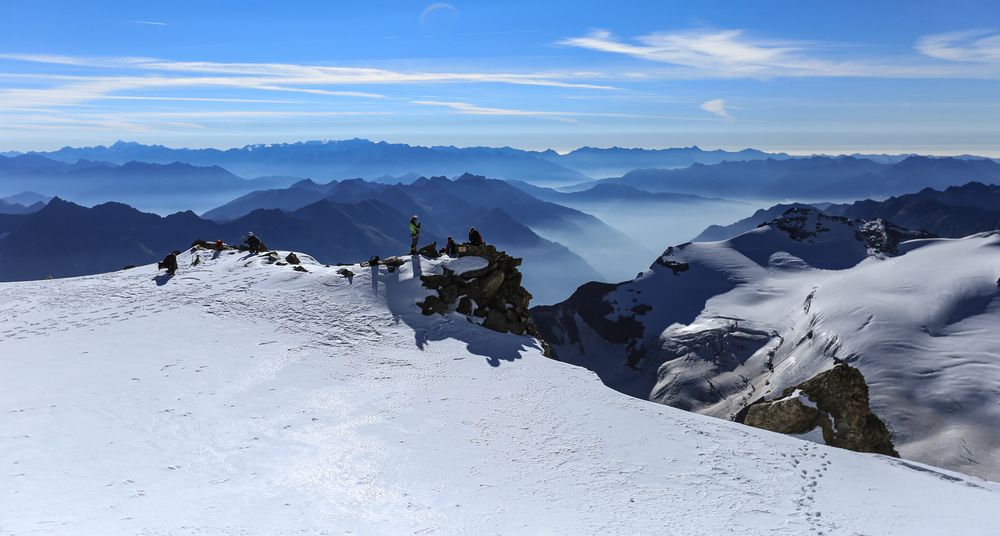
[468,226,485,246]
[409,215,421,254]
[441,236,458,257]
[244,232,263,254]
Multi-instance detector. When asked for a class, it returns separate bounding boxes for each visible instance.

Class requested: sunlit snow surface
[1,250,998,535]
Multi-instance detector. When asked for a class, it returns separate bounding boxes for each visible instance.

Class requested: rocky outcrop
[285,252,301,265]
[758,207,935,256]
[857,219,935,255]
[738,364,899,456]
[417,244,536,337]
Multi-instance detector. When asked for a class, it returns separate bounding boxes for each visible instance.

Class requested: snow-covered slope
[2,247,999,534]
[535,209,1000,480]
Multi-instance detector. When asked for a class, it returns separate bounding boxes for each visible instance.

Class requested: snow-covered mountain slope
[534,208,1000,480]
[2,247,999,534]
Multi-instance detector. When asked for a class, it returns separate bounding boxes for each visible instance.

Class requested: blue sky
[1,0,999,154]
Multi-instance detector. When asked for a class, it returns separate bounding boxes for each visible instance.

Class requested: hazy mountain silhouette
[204,173,650,283]
[0,154,296,211]
[30,139,590,186]
[0,196,600,303]
[536,145,788,177]
[592,156,1000,198]
[0,192,48,215]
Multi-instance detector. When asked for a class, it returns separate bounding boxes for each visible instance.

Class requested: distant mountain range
[14,139,805,187]
[0,192,49,215]
[693,182,1000,242]
[0,189,604,303]
[0,154,295,212]
[587,156,1000,199]
[536,145,789,178]
[203,173,654,287]
[22,139,590,186]
[9,139,1000,215]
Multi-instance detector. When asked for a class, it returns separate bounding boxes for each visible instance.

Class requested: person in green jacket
[409,215,421,254]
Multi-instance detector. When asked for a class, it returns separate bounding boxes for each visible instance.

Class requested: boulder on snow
[285,252,301,265]
[337,268,355,278]
[738,364,898,457]
[293,265,309,273]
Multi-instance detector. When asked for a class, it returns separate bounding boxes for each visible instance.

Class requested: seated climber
[468,226,485,246]
[244,232,264,254]
[215,239,224,251]
[441,236,458,257]
[158,251,179,275]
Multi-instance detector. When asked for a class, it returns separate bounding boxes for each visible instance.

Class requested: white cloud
[0,53,617,112]
[559,28,1000,79]
[560,29,838,78]
[917,30,1000,63]
[699,99,731,119]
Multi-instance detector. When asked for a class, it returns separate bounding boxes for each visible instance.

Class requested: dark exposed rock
[655,258,689,275]
[420,274,449,289]
[293,265,309,273]
[417,242,440,258]
[483,310,509,333]
[739,364,898,456]
[457,296,473,315]
[418,295,448,316]
[337,268,355,278]
[439,284,459,304]
[285,252,301,265]
[479,270,505,299]
[122,264,137,270]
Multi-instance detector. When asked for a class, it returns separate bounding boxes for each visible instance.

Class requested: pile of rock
[736,364,899,456]
[417,244,536,336]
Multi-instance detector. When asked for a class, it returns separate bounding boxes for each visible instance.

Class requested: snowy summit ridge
[1,245,999,534]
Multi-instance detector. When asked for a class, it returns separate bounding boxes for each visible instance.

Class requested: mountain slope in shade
[1,249,997,534]
[534,208,1000,480]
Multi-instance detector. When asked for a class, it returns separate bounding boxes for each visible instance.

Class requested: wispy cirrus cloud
[412,100,577,119]
[125,20,167,27]
[917,30,1000,63]
[410,99,717,124]
[559,28,1000,79]
[0,53,619,135]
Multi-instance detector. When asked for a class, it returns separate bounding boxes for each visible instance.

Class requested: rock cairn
[417,244,536,336]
